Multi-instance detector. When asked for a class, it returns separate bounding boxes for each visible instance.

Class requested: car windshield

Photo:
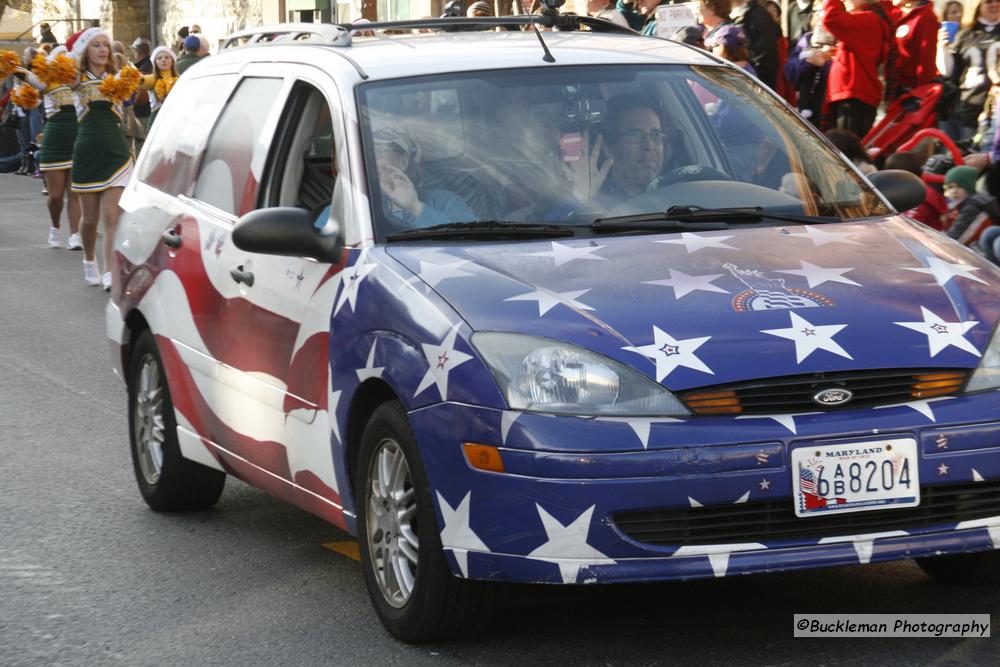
[357,64,890,239]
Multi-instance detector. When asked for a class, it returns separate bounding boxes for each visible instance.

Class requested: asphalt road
[1,174,998,666]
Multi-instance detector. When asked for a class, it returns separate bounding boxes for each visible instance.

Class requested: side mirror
[232,207,343,264]
[868,169,926,213]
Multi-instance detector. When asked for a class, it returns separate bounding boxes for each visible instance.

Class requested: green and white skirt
[72,102,133,193]
[38,107,78,172]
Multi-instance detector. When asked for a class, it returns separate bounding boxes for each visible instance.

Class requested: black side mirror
[232,207,343,264]
[868,169,926,212]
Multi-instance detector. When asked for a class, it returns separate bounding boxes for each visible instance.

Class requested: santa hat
[150,46,176,67]
[64,30,83,54]
[71,27,110,61]
[47,45,68,60]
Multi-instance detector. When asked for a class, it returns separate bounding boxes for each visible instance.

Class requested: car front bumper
[409,392,1000,584]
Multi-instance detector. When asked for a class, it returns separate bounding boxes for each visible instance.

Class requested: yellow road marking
[323,541,361,561]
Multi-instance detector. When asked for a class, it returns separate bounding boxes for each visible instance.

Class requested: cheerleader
[70,27,138,289]
[142,47,178,126]
[31,45,83,251]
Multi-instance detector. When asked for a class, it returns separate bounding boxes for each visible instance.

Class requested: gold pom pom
[48,54,79,86]
[11,84,41,109]
[0,50,20,80]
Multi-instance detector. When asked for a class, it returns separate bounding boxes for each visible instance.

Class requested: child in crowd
[943,165,999,246]
[884,151,948,229]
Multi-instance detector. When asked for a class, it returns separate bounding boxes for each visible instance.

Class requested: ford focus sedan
[107,19,1000,642]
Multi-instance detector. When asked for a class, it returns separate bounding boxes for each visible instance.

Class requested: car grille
[613,482,1000,547]
[676,368,969,415]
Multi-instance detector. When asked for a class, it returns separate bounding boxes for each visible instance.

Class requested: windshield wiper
[593,206,841,230]
[386,221,579,242]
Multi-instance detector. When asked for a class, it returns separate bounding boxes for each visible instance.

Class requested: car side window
[192,77,285,216]
[264,82,338,225]
[137,73,238,196]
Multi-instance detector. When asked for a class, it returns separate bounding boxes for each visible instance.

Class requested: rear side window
[137,73,238,196]
[192,77,284,216]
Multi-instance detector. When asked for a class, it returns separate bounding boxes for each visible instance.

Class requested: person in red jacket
[821,0,893,137]
[890,0,940,101]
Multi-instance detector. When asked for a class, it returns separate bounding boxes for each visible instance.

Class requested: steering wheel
[657,164,733,187]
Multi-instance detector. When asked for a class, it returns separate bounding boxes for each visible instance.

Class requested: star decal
[355,340,385,382]
[643,269,728,299]
[761,312,852,363]
[902,256,987,287]
[775,260,861,288]
[894,307,980,357]
[818,531,908,564]
[333,249,377,316]
[735,412,821,435]
[623,326,713,382]
[526,505,615,583]
[504,287,595,317]
[758,478,772,492]
[527,241,607,267]
[973,468,986,482]
[328,389,342,443]
[402,258,473,290]
[414,324,473,400]
[596,417,682,449]
[688,497,703,508]
[786,225,861,246]
[670,542,766,577]
[873,397,954,422]
[938,463,950,476]
[656,232,735,254]
[734,490,750,504]
[437,491,489,578]
[500,411,521,445]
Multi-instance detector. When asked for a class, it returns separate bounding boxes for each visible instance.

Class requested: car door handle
[161,228,182,248]
[230,265,255,287]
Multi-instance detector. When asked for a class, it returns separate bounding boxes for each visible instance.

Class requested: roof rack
[339,15,636,35]
[220,23,352,50]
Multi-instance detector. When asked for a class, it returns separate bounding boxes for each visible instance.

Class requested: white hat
[150,46,176,66]
[48,45,68,60]
[71,27,110,61]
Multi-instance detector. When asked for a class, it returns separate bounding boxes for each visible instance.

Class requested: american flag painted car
[107,21,1000,641]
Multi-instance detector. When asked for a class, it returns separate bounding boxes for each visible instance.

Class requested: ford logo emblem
[813,388,853,406]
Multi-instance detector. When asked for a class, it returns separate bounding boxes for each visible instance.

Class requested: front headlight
[967,322,1000,392]
[472,332,690,416]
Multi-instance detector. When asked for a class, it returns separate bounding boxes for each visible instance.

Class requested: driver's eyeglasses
[619,129,668,145]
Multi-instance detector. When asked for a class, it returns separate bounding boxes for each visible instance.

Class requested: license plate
[791,438,920,518]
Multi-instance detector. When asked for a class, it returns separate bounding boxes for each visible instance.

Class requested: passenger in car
[586,96,673,210]
[372,126,475,228]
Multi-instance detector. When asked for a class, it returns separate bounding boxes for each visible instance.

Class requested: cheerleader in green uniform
[142,47,178,127]
[70,27,136,289]
[34,45,83,251]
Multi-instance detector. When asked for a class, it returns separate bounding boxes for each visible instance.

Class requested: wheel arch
[122,308,152,385]
[344,377,399,512]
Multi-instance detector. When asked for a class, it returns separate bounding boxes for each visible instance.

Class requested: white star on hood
[656,232,735,254]
[402,258,473,290]
[735,412,821,434]
[504,287,595,316]
[596,417,682,449]
[528,241,607,266]
[355,340,385,382]
[526,504,615,583]
[643,269,728,299]
[437,491,489,578]
[334,249,377,315]
[775,260,861,288]
[786,225,861,246]
[415,323,473,400]
[761,312,853,363]
[873,397,954,422]
[623,325,714,382]
[894,306,981,357]
[902,256,987,287]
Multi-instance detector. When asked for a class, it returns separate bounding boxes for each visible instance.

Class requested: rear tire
[128,330,226,511]
[916,550,1000,584]
[355,400,497,642]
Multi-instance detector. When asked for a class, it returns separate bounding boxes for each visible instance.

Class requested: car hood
[386,218,1000,391]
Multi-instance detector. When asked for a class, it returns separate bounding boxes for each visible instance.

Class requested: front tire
[355,400,497,642]
[916,550,1000,584]
[128,330,226,511]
